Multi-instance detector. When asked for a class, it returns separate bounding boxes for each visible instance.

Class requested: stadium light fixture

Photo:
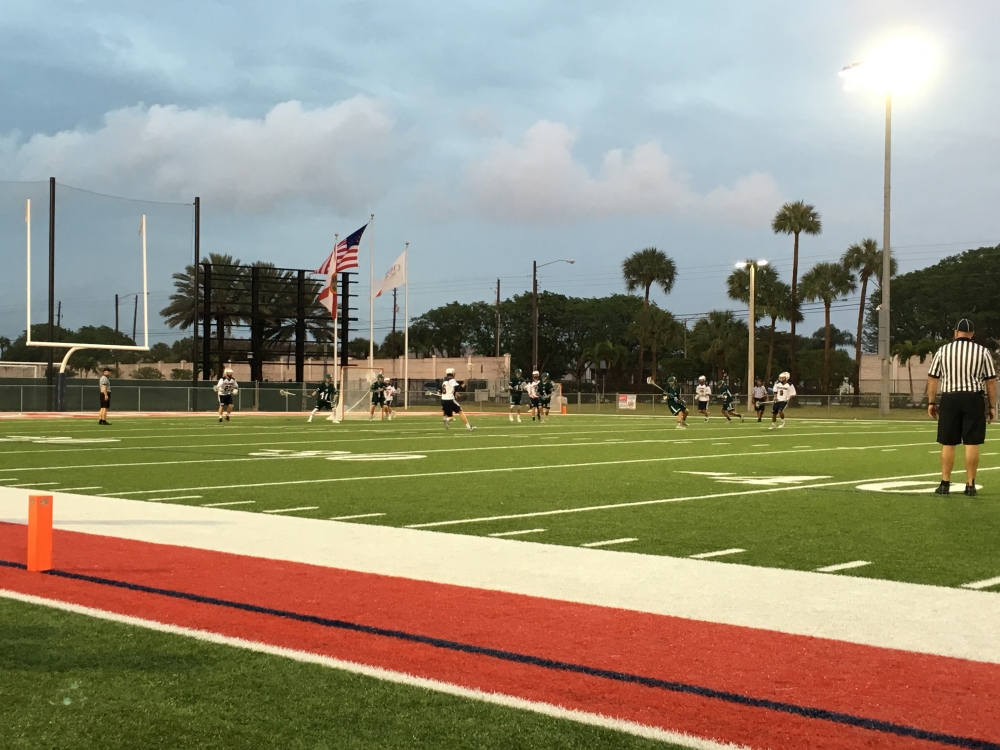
[841,36,934,415]
[532,259,576,371]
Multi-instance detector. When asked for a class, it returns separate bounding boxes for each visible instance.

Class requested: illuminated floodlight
[840,36,935,96]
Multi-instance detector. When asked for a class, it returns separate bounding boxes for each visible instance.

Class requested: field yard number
[680,471,831,486]
[855,480,980,494]
[249,448,425,461]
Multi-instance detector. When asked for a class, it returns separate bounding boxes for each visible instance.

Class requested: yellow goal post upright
[24,199,150,409]
[333,365,385,420]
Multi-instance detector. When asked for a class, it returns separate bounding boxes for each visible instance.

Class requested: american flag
[315,224,367,275]
[316,224,368,320]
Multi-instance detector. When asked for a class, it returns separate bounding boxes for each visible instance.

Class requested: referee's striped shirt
[927,339,997,393]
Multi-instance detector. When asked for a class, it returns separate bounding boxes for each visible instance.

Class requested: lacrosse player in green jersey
[369,373,387,420]
[664,375,689,429]
[308,374,337,422]
[539,372,555,422]
[509,368,526,423]
[718,382,744,423]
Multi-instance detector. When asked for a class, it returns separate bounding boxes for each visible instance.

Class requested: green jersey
[510,376,525,392]
[316,382,336,403]
[664,383,683,402]
[720,387,735,409]
[539,380,554,401]
[370,380,386,403]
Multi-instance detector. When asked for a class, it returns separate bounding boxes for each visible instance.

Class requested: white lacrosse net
[338,366,385,419]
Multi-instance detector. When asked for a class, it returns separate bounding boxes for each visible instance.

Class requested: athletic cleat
[443,417,450,429]
[935,481,950,495]
[219,417,223,423]
[509,414,514,422]
[777,421,784,429]
[757,418,762,423]
[768,424,775,430]
[675,423,685,429]
[307,417,313,423]
[225,415,230,422]
[517,417,522,423]
[467,425,476,432]
[965,484,977,497]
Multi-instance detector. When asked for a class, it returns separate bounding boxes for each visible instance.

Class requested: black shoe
[934,481,950,495]
[965,484,977,497]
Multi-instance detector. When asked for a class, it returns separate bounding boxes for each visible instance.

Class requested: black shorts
[937,391,987,446]
[772,401,787,415]
[540,399,551,409]
[722,401,735,412]
[371,394,385,406]
[510,392,523,405]
[99,393,111,409]
[219,394,234,406]
[442,399,461,417]
[667,399,686,416]
[529,397,540,408]
[754,399,766,411]
[697,400,708,411]
[314,400,332,411]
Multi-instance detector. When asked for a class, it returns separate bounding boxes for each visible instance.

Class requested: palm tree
[632,305,679,385]
[771,201,822,384]
[622,247,677,385]
[842,238,898,399]
[692,311,747,382]
[800,262,857,394]
[891,338,940,405]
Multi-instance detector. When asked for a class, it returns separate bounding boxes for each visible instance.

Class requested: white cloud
[466,120,782,224]
[0,97,401,212]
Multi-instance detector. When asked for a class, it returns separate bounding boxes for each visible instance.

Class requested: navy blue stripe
[1,560,996,749]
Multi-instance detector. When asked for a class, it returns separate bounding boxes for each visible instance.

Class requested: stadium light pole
[840,36,934,415]
[532,259,575,372]
[735,260,767,407]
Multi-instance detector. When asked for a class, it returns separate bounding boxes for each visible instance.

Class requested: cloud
[466,120,782,224]
[0,97,401,212]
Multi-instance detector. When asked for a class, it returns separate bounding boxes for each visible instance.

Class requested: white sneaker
[467,424,476,432]
[768,424,775,430]
[778,420,785,429]
[443,417,449,430]
[675,423,684,430]
[509,414,514,422]
[704,417,709,422]
[517,417,521,423]
[308,416,313,423]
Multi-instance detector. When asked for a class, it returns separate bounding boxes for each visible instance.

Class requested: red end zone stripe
[1,523,997,750]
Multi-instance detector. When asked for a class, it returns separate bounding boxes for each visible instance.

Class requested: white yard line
[816,561,871,573]
[3,490,1000,665]
[202,500,255,507]
[330,512,386,520]
[690,548,746,559]
[0,591,743,750]
[488,528,546,537]
[961,575,1000,591]
[109,440,936,498]
[146,495,204,502]
[5,482,59,487]
[407,464,996,529]
[581,538,637,548]
[55,486,102,492]
[262,506,320,515]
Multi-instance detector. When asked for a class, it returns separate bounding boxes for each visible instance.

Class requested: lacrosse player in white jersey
[440,368,476,432]
[695,376,712,422]
[214,368,238,423]
[769,372,796,430]
[383,381,397,420]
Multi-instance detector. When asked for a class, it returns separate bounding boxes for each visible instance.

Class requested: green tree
[631,305,680,388]
[842,238,897,397]
[0,337,10,358]
[379,330,406,359]
[771,201,822,384]
[800,262,856,394]
[691,311,748,382]
[758,278,797,383]
[131,366,166,380]
[622,247,677,385]
[891,338,941,405]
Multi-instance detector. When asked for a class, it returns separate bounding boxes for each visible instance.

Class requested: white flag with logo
[373,250,406,299]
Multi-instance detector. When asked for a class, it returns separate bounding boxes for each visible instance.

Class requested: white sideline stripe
[262,506,320,514]
[330,512,386,520]
[881,449,897,452]
[581,538,637,548]
[817,560,871,573]
[0,590,744,750]
[110,440,934,497]
[5,482,59,487]
[0,427,929,469]
[690,548,746,559]
[407,466,1000,529]
[202,500,256,507]
[962,575,1000,590]
[146,495,203,503]
[55,486,102,492]
[489,528,546,537]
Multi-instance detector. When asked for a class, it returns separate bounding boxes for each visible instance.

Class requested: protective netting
[0,180,194,352]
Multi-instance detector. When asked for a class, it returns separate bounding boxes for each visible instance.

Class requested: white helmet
[698,375,706,382]
[224,367,234,376]
[532,370,540,376]
[445,367,455,375]
[779,371,789,381]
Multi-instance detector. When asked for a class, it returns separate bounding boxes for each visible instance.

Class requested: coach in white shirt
[926,319,997,496]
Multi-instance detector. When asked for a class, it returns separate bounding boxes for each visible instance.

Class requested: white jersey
[773,380,796,402]
[441,377,459,401]
[216,377,238,396]
[524,380,540,399]
[383,384,396,402]
[695,384,712,402]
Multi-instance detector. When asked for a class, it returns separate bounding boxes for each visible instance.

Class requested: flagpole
[368,213,375,369]
[404,241,409,410]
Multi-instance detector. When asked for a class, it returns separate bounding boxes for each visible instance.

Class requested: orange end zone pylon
[27,494,53,572]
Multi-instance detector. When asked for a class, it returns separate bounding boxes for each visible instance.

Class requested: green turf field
[1,412,999,590]
[0,596,677,750]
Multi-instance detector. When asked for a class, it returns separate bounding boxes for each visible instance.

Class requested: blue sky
[2,1,999,346]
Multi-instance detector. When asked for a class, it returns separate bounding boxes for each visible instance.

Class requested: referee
[926,319,997,496]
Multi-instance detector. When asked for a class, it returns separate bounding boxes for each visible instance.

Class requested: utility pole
[392,287,398,335]
[132,295,138,343]
[532,262,538,371]
[115,294,119,332]
[47,177,55,407]
[57,301,61,328]
[495,278,501,358]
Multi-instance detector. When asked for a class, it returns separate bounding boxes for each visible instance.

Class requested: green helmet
[324,373,332,380]
[667,375,677,384]
[541,372,549,380]
[376,373,384,380]
[514,368,522,375]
